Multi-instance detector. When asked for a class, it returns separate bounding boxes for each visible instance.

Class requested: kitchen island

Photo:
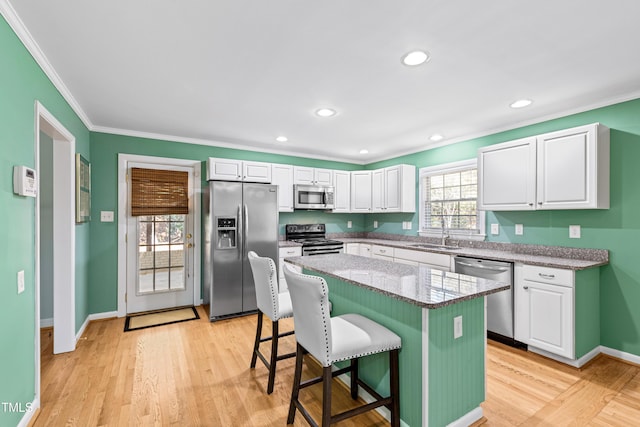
[284,253,509,427]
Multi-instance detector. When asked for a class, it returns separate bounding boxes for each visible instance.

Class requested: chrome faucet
[441,216,449,246]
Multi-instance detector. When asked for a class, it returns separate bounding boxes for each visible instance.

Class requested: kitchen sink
[408,243,461,251]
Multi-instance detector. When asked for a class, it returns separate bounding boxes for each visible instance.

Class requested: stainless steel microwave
[293,184,335,209]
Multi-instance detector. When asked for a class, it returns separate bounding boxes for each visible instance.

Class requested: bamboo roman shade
[130,168,189,216]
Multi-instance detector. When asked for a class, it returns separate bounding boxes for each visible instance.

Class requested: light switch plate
[515,224,523,235]
[373,220,378,228]
[454,315,463,339]
[569,225,581,238]
[347,220,352,229]
[17,270,25,294]
[491,223,499,235]
[100,211,114,222]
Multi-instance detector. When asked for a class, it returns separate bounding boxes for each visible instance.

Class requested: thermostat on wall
[13,166,37,197]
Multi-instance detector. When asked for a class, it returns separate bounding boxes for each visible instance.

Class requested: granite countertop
[280,235,608,270]
[284,253,510,309]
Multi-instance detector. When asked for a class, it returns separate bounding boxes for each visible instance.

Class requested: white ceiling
[8,0,640,163]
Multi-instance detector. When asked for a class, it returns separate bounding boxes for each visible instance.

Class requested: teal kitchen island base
[322,273,485,427]
[287,254,508,427]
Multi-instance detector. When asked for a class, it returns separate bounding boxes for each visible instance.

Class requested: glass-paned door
[137,215,186,293]
[126,162,194,314]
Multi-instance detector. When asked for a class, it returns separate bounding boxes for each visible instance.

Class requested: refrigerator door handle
[237,204,243,259]
[244,204,249,246]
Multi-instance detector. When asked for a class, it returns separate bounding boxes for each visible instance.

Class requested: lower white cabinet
[514,263,600,365]
[278,246,302,291]
[371,245,394,260]
[514,264,574,359]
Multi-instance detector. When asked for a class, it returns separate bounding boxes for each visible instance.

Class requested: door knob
[187,243,194,248]
[186,233,192,239]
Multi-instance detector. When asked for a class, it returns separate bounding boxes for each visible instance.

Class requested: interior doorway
[35,102,76,370]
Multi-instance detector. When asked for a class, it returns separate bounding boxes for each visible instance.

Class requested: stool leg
[350,358,359,399]
[287,343,304,424]
[390,349,400,427]
[322,365,332,427]
[266,319,279,394]
[250,311,263,369]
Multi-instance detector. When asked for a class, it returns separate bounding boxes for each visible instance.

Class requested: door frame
[117,154,202,317]
[34,101,77,408]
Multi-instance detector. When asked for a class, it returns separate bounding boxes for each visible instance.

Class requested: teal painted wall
[88,132,362,313]
[365,98,640,357]
[0,16,90,426]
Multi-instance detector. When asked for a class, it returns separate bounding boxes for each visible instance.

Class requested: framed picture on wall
[75,153,91,223]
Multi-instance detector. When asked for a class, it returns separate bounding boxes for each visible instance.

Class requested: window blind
[130,168,189,216]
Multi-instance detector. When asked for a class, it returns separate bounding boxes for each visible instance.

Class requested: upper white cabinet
[372,165,416,213]
[333,170,351,212]
[207,158,272,183]
[271,164,294,212]
[478,123,609,211]
[478,137,537,210]
[350,171,372,213]
[293,166,333,186]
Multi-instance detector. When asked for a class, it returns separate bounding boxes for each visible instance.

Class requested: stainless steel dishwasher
[454,256,519,346]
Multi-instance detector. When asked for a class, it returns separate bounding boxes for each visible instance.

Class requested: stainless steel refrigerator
[203,181,279,321]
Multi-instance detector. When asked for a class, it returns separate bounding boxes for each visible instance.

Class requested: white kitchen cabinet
[207,158,271,183]
[478,123,609,211]
[372,165,416,213]
[293,166,333,186]
[350,171,372,213]
[271,164,294,212]
[333,170,351,212]
[345,243,360,255]
[371,245,394,260]
[394,247,451,271]
[536,123,609,209]
[514,264,574,359]
[514,263,600,366]
[478,137,537,210]
[278,246,302,291]
[359,244,372,257]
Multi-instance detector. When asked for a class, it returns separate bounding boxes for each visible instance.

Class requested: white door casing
[117,154,201,317]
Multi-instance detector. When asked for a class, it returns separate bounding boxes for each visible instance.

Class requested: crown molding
[1,0,93,130]
[364,89,640,164]
[91,125,366,165]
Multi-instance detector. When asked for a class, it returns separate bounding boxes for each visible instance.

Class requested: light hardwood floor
[34,306,640,426]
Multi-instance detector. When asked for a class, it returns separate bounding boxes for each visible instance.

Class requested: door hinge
[125,292,127,303]
[125,233,127,243]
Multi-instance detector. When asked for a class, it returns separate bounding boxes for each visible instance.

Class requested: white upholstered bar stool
[248,251,296,394]
[283,265,402,427]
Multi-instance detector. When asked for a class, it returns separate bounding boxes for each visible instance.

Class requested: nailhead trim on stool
[284,265,402,427]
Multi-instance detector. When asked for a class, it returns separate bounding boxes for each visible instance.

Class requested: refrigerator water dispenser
[216,217,236,249]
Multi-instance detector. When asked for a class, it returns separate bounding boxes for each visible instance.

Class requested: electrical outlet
[454,315,463,339]
[373,220,378,228]
[405,221,412,230]
[515,224,523,235]
[347,220,352,229]
[491,223,499,235]
[17,270,25,294]
[569,225,581,238]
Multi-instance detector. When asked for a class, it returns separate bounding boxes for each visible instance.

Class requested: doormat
[124,306,199,332]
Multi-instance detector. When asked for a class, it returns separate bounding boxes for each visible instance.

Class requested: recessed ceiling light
[275,136,288,142]
[315,108,337,117]
[359,149,369,154]
[510,99,533,109]
[429,134,444,142]
[402,50,430,66]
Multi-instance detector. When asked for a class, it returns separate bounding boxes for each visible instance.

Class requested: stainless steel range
[285,224,344,256]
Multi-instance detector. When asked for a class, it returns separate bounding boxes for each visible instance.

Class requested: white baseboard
[600,345,640,365]
[527,345,600,368]
[40,317,53,328]
[75,311,118,342]
[16,396,39,427]
[447,407,483,427]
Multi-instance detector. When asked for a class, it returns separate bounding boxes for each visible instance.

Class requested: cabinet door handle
[523,286,529,290]
[539,273,555,279]
[538,202,543,205]
[528,203,533,206]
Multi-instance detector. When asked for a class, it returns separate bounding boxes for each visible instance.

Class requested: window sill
[418,231,486,242]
